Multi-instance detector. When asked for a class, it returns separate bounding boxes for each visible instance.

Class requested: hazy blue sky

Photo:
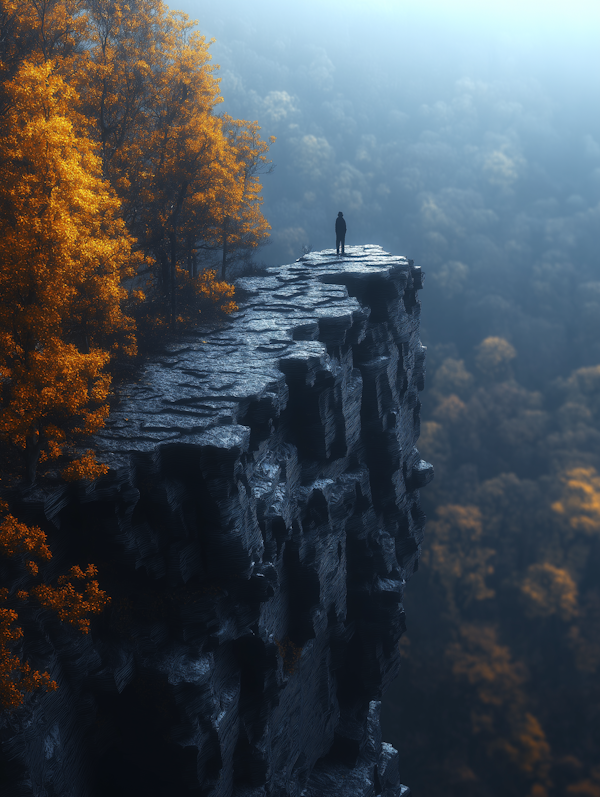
[169,0,599,347]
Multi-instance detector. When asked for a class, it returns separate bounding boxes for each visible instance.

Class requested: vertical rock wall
[0,245,431,797]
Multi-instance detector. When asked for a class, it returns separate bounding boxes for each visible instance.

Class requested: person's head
[338,211,343,217]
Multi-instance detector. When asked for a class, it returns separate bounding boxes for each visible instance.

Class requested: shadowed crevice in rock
[1,245,431,797]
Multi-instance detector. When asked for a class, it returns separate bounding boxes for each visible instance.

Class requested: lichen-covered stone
[0,245,430,797]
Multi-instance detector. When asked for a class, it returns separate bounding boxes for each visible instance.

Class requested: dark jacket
[335,215,347,235]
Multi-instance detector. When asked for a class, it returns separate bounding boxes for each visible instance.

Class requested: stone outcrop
[0,245,431,797]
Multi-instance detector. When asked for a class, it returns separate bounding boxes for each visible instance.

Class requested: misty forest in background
[0,0,272,712]
[0,1,599,795]
[172,11,600,792]
[382,250,600,796]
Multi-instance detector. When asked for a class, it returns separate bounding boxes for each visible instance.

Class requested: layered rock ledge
[1,245,432,797]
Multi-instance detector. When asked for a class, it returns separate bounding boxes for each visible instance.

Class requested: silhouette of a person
[335,212,346,255]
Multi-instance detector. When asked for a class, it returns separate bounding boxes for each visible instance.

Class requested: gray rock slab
[2,245,429,797]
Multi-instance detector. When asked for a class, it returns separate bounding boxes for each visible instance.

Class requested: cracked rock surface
[1,245,431,797]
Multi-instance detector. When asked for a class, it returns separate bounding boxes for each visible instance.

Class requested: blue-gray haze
[167,3,600,789]
[177,0,600,384]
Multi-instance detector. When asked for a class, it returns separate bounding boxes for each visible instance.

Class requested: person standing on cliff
[335,211,346,256]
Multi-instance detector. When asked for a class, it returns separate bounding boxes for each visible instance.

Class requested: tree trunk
[169,186,187,328]
[170,228,177,329]
[25,430,42,486]
[187,236,193,278]
[159,250,170,294]
[222,218,229,281]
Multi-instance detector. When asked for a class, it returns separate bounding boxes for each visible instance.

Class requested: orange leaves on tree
[216,115,274,278]
[0,501,110,711]
[61,450,110,482]
[32,564,111,634]
[448,623,527,708]
[133,267,237,346]
[0,59,140,480]
[0,500,51,567]
[0,606,58,713]
[475,336,517,380]
[191,269,237,315]
[0,1,275,483]
[0,0,87,78]
[425,504,496,609]
[552,467,600,535]
[520,562,579,621]
[83,2,226,285]
[82,0,273,309]
[448,624,551,786]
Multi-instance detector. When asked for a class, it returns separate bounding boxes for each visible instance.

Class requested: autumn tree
[0,499,110,712]
[0,59,140,482]
[82,0,226,290]
[551,467,600,534]
[216,115,274,280]
[387,336,600,797]
[0,0,276,480]
[475,336,517,382]
[0,0,85,85]
[80,0,271,325]
[0,0,272,716]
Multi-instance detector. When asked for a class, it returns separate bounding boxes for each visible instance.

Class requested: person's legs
[336,235,341,254]
[341,235,345,254]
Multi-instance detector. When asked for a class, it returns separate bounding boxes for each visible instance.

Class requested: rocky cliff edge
[1,245,432,797]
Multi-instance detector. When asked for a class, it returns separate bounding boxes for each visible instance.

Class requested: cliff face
[1,245,432,797]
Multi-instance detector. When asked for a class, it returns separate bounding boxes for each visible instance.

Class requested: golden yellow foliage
[402,313,600,793]
[193,269,238,314]
[81,0,272,316]
[563,365,600,407]
[426,505,495,608]
[448,624,526,707]
[0,501,51,566]
[62,450,110,482]
[475,336,517,379]
[0,607,58,712]
[0,0,272,485]
[448,625,551,784]
[134,266,237,343]
[492,713,551,777]
[217,115,274,278]
[520,562,579,621]
[552,467,600,535]
[417,420,451,468]
[31,564,110,633]
[0,501,110,711]
[433,394,468,424]
[0,0,86,77]
[0,59,139,480]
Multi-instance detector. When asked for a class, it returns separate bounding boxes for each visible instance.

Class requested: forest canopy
[384,334,600,797]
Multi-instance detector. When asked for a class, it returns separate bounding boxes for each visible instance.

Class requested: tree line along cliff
[0,248,429,797]
[0,0,273,715]
[0,0,274,485]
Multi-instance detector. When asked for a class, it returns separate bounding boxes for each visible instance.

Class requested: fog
[173,0,600,378]
[174,0,599,272]
[168,2,600,794]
